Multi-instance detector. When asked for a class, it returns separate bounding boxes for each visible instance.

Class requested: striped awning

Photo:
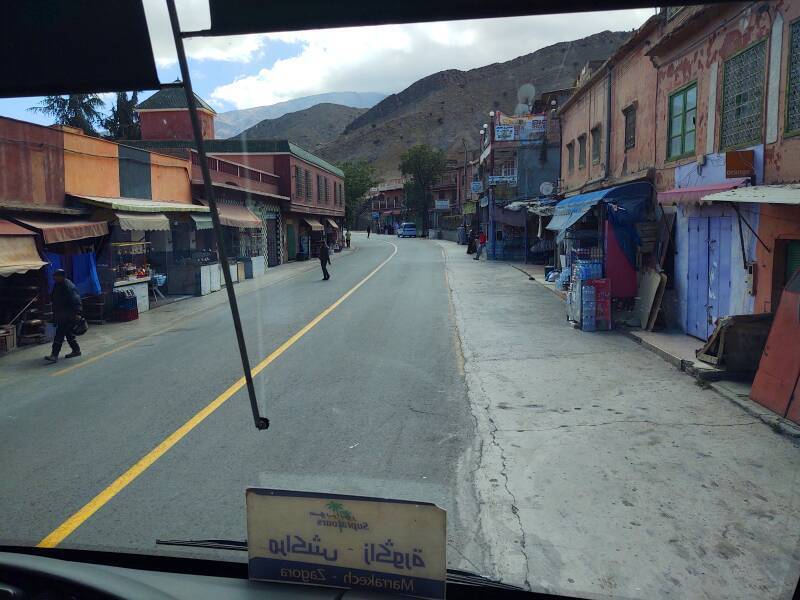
[302,218,324,231]
[11,215,108,244]
[0,219,47,277]
[191,214,214,230]
[326,218,339,229]
[117,212,170,232]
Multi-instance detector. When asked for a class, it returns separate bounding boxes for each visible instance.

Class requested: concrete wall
[139,109,215,141]
[150,152,192,203]
[754,204,800,313]
[63,130,120,198]
[0,117,65,208]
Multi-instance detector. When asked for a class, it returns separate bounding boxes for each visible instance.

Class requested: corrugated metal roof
[702,184,800,205]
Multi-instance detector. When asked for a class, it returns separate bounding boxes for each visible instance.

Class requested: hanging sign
[488,175,518,186]
[470,180,483,193]
[494,125,515,141]
[434,199,450,210]
[246,489,447,599]
[725,150,755,178]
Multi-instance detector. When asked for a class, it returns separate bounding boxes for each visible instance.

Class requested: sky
[0,0,654,125]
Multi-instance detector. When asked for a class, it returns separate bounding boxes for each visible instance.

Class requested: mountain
[316,31,631,178]
[232,103,368,150]
[214,92,386,138]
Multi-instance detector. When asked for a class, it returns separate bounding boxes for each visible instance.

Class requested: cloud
[143,0,267,66]
[210,9,655,109]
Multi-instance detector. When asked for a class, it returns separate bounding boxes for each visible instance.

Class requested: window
[324,178,330,203]
[623,105,636,150]
[720,41,767,149]
[294,165,302,196]
[578,134,587,168]
[317,174,322,202]
[786,19,800,135]
[591,126,601,164]
[304,169,312,201]
[567,142,575,173]
[668,83,697,159]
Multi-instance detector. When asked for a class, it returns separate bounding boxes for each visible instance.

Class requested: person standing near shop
[345,229,351,248]
[45,269,82,363]
[474,230,488,260]
[319,241,331,280]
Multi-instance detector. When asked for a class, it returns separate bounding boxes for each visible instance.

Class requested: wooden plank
[646,273,667,331]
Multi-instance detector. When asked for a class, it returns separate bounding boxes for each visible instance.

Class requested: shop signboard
[479,196,489,207]
[494,125,515,141]
[470,180,483,193]
[434,199,450,210]
[488,175,518,187]
[372,212,380,220]
[246,489,446,599]
[498,114,546,144]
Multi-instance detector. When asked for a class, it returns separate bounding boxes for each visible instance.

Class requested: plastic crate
[0,325,16,353]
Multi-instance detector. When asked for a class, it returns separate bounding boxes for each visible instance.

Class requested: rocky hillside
[232,103,367,151]
[317,31,631,178]
[214,91,386,138]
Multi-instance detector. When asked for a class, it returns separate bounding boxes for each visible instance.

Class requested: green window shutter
[786,240,800,283]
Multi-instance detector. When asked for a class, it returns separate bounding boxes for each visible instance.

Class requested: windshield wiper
[156,539,247,551]
[155,539,525,591]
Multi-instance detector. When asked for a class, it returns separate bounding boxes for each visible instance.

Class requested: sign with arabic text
[494,125,515,141]
[246,489,446,599]
[434,199,450,210]
[470,180,483,193]
[488,175,518,187]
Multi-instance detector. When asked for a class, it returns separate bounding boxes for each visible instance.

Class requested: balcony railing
[191,151,277,185]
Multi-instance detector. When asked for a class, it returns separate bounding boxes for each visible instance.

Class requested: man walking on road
[474,230,487,260]
[366,225,371,239]
[45,269,82,363]
[319,242,331,280]
[345,229,351,248]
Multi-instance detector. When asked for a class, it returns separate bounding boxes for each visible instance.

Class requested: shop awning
[117,212,170,232]
[326,218,339,229]
[198,200,261,228]
[73,195,210,213]
[302,218,324,231]
[11,216,108,244]
[547,181,651,242]
[657,178,749,205]
[0,220,47,277]
[190,214,214,230]
[702,184,800,205]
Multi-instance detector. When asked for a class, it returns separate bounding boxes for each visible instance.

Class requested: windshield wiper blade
[446,568,526,591]
[155,539,247,551]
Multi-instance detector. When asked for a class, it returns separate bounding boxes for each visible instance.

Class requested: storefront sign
[725,150,755,178]
[498,114,546,144]
[470,180,483,193]
[494,125,515,141]
[434,199,450,210]
[488,175,518,187]
[372,212,380,220]
[479,196,489,208]
[247,489,446,599]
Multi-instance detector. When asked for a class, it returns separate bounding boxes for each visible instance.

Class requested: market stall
[547,181,652,331]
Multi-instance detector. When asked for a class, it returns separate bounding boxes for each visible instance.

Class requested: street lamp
[488,111,495,118]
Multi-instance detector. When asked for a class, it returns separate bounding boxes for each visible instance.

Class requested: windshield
[2,1,800,599]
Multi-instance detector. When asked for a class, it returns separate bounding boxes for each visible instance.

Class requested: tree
[102,91,141,140]
[29,94,104,137]
[399,144,445,235]
[338,160,376,228]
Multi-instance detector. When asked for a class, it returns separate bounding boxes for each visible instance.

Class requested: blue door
[686,216,732,340]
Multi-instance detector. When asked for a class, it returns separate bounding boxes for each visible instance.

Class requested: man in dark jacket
[318,242,331,281]
[45,269,82,363]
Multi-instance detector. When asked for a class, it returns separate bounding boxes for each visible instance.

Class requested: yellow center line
[37,240,398,549]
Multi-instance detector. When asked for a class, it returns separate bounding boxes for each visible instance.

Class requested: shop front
[201,200,264,283]
[0,220,48,350]
[547,181,652,330]
[324,218,341,250]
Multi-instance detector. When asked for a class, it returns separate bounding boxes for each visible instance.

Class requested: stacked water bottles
[573,259,603,281]
[581,283,597,331]
[555,269,571,291]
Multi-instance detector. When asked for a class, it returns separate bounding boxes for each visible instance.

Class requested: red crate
[113,308,139,322]
[587,278,611,300]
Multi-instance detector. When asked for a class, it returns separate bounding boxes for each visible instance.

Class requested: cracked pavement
[439,240,800,600]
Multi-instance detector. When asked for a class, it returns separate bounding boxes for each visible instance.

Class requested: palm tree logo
[325,501,354,524]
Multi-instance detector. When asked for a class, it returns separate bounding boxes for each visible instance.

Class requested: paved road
[0,235,478,568]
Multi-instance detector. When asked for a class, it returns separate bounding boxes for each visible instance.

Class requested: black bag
[72,316,89,336]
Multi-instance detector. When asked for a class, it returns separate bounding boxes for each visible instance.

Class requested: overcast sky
[0,1,654,122]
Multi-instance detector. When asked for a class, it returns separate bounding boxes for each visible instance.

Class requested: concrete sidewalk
[0,248,358,380]
[438,239,800,600]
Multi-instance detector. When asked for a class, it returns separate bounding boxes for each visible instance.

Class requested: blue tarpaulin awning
[546,182,651,242]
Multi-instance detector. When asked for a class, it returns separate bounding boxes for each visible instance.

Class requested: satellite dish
[539,181,554,196]
[515,83,536,115]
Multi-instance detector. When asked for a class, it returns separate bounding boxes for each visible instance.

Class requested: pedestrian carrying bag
[72,316,89,336]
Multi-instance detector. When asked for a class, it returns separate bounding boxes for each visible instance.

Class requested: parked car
[397,222,417,238]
